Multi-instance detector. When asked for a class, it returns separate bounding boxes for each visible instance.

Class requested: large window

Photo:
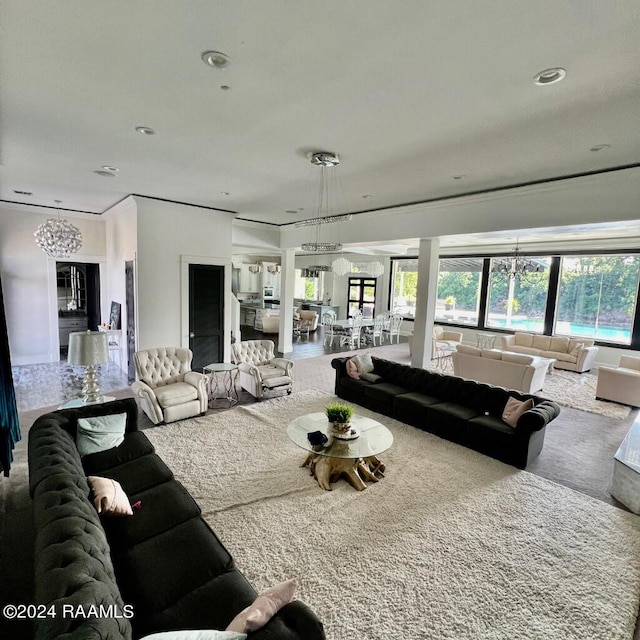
[390,259,418,318]
[486,256,550,332]
[435,258,483,325]
[555,256,640,345]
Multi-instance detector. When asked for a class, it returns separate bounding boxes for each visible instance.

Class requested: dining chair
[322,312,343,347]
[340,314,364,349]
[383,313,403,344]
[368,314,387,347]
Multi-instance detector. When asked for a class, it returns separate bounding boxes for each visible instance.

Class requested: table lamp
[68,330,109,404]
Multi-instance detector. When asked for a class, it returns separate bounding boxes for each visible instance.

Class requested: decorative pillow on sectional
[346,358,360,379]
[353,353,374,374]
[360,372,382,383]
[140,631,247,640]
[226,578,297,633]
[570,342,585,356]
[87,475,133,516]
[502,397,534,428]
[76,412,127,456]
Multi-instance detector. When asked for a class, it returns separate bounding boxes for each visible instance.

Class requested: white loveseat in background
[500,332,598,373]
[452,344,553,394]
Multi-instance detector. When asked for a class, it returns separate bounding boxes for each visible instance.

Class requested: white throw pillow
[353,353,374,374]
[76,412,127,456]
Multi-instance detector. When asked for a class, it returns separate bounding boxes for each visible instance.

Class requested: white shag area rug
[145,389,640,640]
[540,369,631,419]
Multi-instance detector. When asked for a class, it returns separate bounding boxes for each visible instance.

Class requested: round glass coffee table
[287,412,393,491]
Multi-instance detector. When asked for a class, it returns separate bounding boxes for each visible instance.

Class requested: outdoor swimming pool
[489,318,631,343]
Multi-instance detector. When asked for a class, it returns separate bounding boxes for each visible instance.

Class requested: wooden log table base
[302,454,386,491]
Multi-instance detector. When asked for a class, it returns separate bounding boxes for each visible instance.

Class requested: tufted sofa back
[134,347,193,388]
[232,339,275,366]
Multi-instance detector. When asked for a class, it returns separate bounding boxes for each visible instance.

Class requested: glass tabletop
[287,412,393,459]
[203,363,238,373]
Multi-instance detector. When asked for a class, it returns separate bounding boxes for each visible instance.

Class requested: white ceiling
[1,1,639,249]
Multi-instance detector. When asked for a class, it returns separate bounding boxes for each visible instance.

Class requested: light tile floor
[11,361,130,412]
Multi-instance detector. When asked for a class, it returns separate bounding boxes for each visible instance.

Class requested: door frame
[347,276,378,318]
[180,255,232,363]
[46,254,107,363]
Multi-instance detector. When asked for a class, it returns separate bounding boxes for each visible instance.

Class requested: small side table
[476,332,497,349]
[203,363,239,408]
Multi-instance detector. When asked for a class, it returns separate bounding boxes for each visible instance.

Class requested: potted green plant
[325,402,355,434]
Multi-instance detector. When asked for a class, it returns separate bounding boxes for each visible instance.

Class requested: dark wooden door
[347,277,377,318]
[189,264,224,370]
[125,261,136,382]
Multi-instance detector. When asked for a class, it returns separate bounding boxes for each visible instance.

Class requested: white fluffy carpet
[539,369,631,419]
[145,389,640,640]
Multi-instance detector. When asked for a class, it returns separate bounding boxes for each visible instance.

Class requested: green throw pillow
[76,412,127,456]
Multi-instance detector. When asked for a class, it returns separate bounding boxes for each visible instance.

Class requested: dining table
[332,318,375,329]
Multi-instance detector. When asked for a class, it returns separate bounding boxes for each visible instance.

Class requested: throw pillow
[76,412,127,456]
[502,397,534,429]
[360,372,382,383]
[353,352,374,374]
[87,476,133,516]
[346,358,360,379]
[570,342,585,356]
[140,631,247,640]
[226,578,297,633]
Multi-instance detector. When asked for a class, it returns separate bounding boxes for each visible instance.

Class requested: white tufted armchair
[231,340,294,400]
[131,347,208,424]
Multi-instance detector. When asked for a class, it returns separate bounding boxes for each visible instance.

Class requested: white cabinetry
[239,265,260,293]
[58,316,88,347]
[261,263,281,297]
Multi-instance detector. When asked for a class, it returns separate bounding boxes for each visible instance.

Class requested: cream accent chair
[231,340,293,400]
[595,356,640,407]
[131,347,208,424]
[298,310,319,332]
[261,311,280,334]
[433,325,463,349]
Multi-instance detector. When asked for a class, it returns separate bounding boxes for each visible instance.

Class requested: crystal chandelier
[301,152,343,252]
[491,242,545,280]
[248,263,261,274]
[34,200,83,258]
[367,261,384,277]
[267,264,281,275]
[332,256,353,277]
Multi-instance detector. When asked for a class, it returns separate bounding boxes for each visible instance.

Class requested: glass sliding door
[347,277,377,318]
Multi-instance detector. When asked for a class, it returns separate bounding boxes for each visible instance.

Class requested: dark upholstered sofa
[28,398,325,640]
[332,356,560,469]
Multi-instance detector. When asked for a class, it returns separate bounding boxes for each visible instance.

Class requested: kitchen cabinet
[239,265,260,293]
[307,304,340,318]
[58,316,88,347]
[261,263,281,298]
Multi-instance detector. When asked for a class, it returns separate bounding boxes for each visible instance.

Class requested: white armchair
[131,347,208,424]
[231,340,294,400]
[596,356,640,407]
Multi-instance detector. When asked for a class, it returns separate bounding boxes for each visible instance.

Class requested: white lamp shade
[68,331,109,366]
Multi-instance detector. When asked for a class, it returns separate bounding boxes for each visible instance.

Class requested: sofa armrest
[516,400,561,433]
[500,335,516,349]
[238,362,260,378]
[576,346,598,371]
[271,357,294,376]
[131,380,164,425]
[184,370,207,390]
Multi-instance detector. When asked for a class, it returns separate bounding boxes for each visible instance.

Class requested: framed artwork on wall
[109,301,121,330]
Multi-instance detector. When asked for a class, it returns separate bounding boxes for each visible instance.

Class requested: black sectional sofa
[28,398,325,640]
[332,356,560,468]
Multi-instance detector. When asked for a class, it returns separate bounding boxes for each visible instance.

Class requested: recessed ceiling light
[135,126,155,135]
[285,210,298,214]
[221,191,230,196]
[13,190,33,196]
[94,170,116,178]
[452,175,466,180]
[362,194,373,199]
[220,85,231,91]
[102,165,119,172]
[533,67,566,85]
[590,144,611,152]
[201,50,232,69]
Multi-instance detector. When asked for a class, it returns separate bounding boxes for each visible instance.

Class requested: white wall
[134,197,234,356]
[103,196,138,371]
[0,203,106,365]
